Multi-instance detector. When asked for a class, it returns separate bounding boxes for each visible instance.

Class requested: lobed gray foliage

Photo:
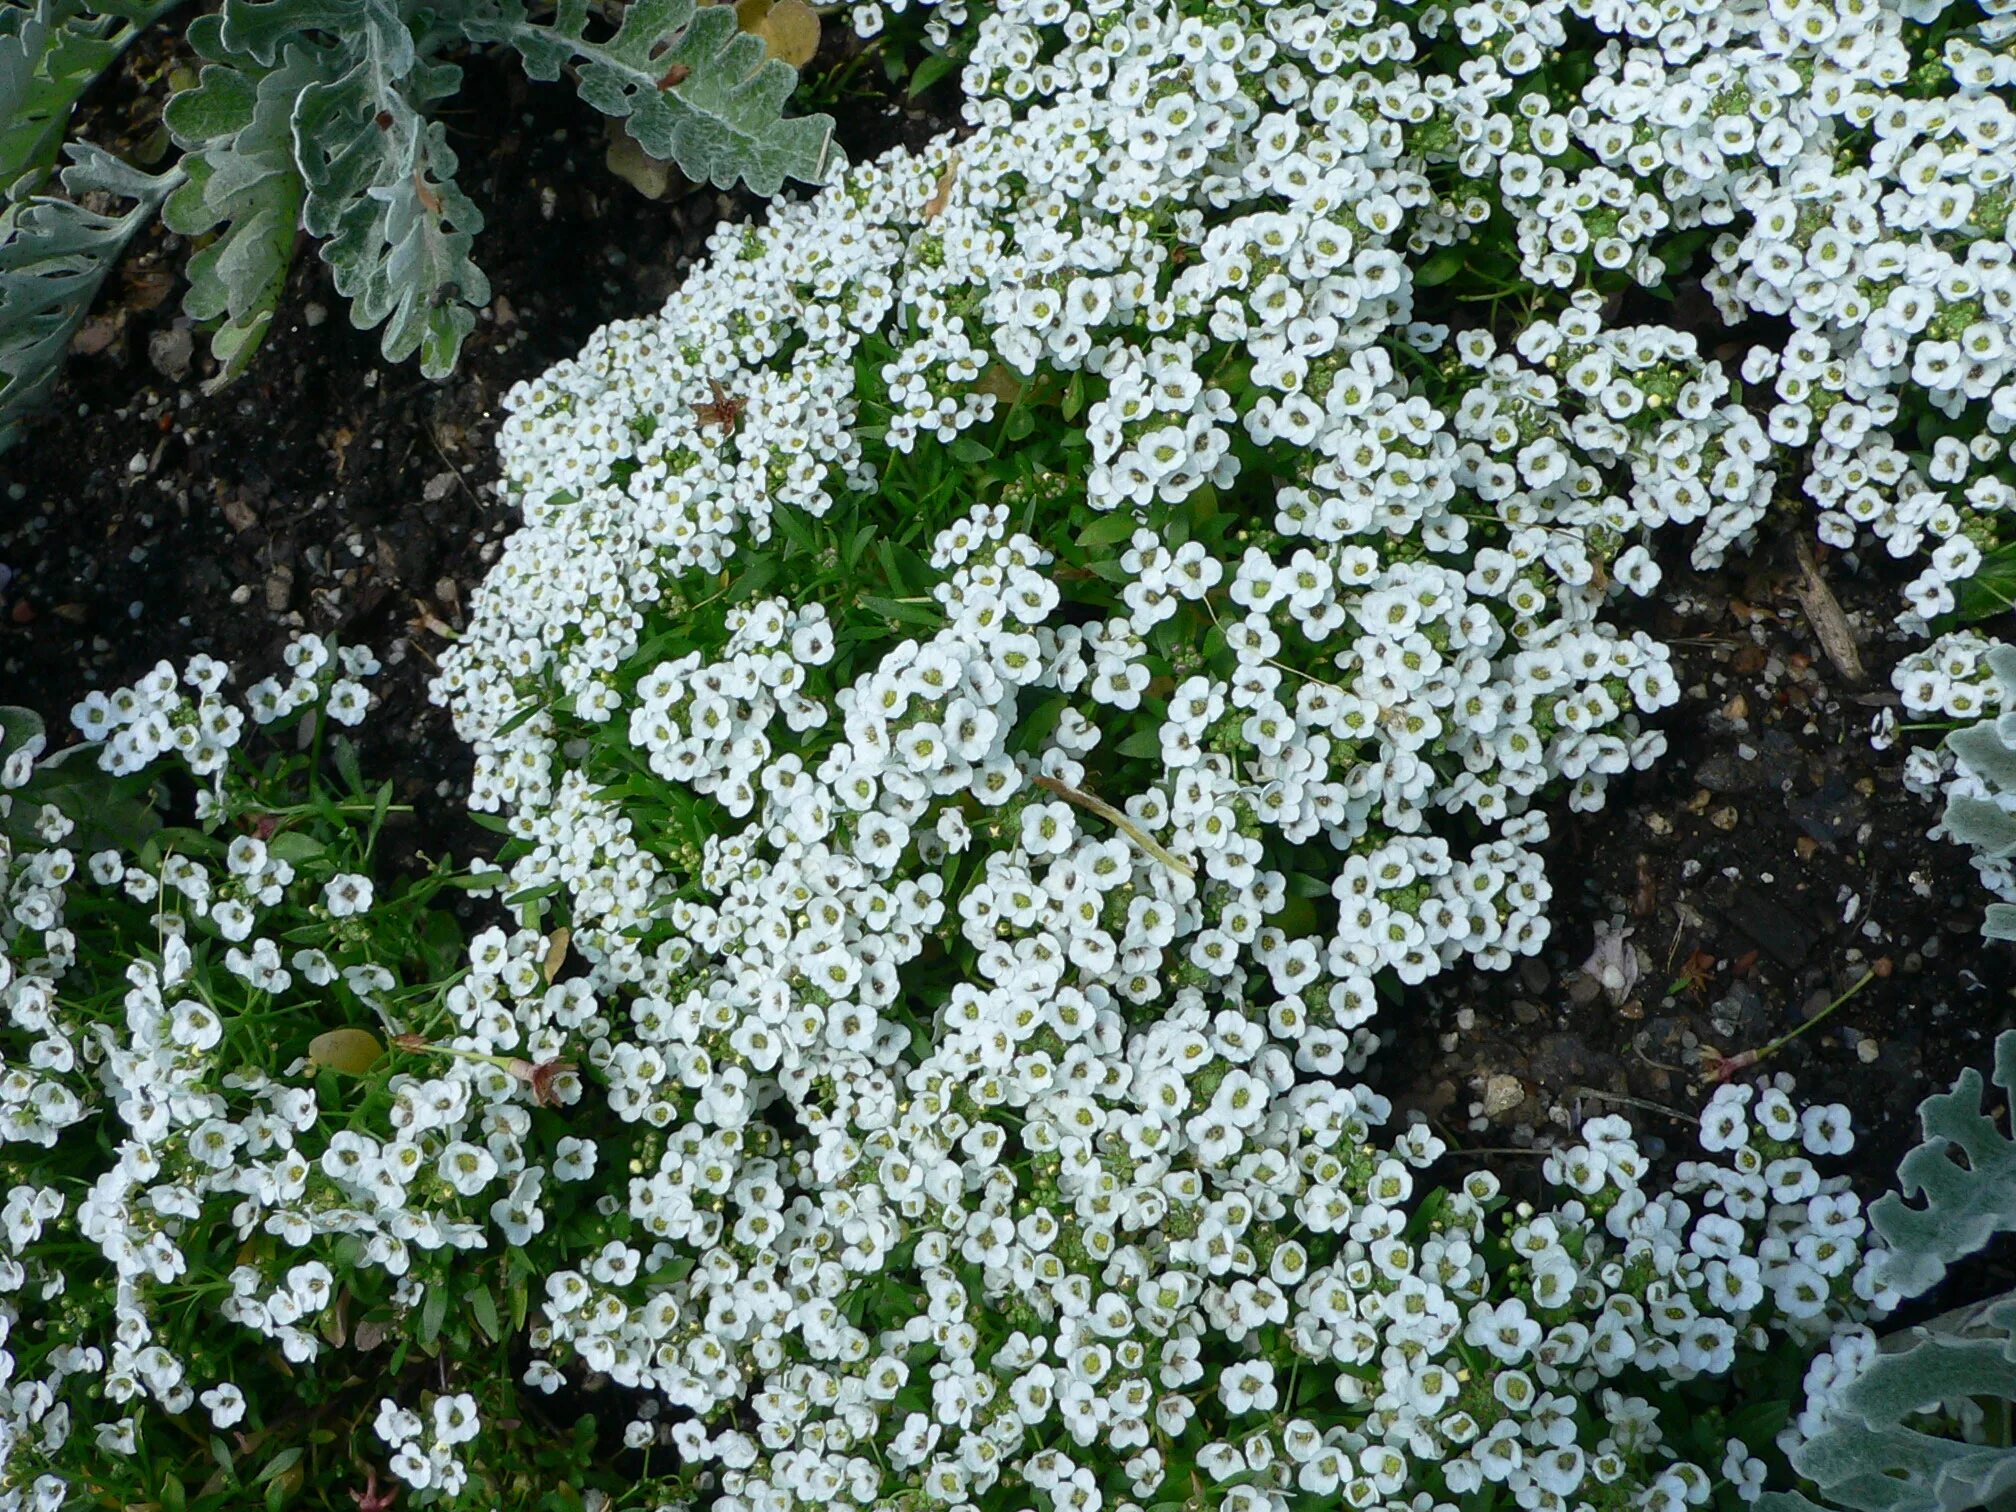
[1764,1030,2016,1512]
[0,0,837,447]
[1942,644,2016,943]
[0,142,183,453]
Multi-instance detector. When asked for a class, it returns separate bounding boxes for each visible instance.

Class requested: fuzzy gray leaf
[1870,1029,2016,1299]
[1945,794,2016,860]
[296,72,487,376]
[1949,719,2016,793]
[1985,643,2016,693]
[0,0,175,203]
[1,0,111,202]
[0,141,182,454]
[1763,1292,2016,1512]
[464,0,837,196]
[161,13,320,390]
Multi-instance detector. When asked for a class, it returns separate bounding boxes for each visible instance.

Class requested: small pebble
[1482,1074,1524,1118]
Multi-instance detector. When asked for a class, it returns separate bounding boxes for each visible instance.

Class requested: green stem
[258,801,415,817]
[1709,968,1878,1081]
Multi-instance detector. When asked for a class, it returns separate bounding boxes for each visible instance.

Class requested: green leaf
[307,1027,384,1075]
[331,735,367,796]
[1954,542,2016,625]
[857,594,941,628]
[418,1282,447,1349]
[1061,370,1085,421]
[1087,557,1130,584]
[875,537,912,593]
[267,830,325,863]
[1415,244,1465,286]
[0,142,183,455]
[463,0,837,196]
[949,433,993,464]
[1076,512,1140,549]
[253,1448,303,1485]
[0,702,44,761]
[905,48,960,98]
[727,551,779,602]
[1115,727,1162,759]
[468,1283,503,1342]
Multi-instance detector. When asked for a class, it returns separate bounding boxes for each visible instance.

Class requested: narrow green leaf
[1077,512,1140,549]
[418,1283,447,1349]
[1415,244,1465,286]
[468,1284,502,1342]
[906,48,959,98]
[857,594,941,628]
[1954,543,2016,626]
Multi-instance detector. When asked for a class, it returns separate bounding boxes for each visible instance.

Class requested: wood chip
[923,153,959,220]
[1791,535,1866,686]
[542,927,571,985]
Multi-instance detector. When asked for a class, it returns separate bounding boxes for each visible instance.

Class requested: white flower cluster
[861,0,2016,621]
[1887,631,2016,917]
[525,995,1890,1512]
[435,0,1781,1017]
[375,1392,482,1498]
[0,647,579,1495]
[65,635,378,786]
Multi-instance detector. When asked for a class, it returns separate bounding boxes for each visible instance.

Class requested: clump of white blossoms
[412,0,1933,1503]
[0,645,595,1501]
[430,0,1801,1033]
[1886,631,2016,935]
[0,643,1900,1512]
[860,0,2016,625]
[528,1021,1894,1512]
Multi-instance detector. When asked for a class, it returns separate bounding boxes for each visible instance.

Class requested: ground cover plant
[0,0,838,450]
[6,0,2016,1509]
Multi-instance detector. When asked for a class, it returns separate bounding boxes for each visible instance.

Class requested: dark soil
[1402,546,2016,1195]
[2,19,2010,1197]
[0,22,957,873]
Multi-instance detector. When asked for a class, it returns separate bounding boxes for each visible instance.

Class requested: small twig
[1570,1085,1696,1123]
[1791,535,1867,686]
[1031,773,1195,881]
[427,421,482,509]
[1633,1040,1689,1077]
